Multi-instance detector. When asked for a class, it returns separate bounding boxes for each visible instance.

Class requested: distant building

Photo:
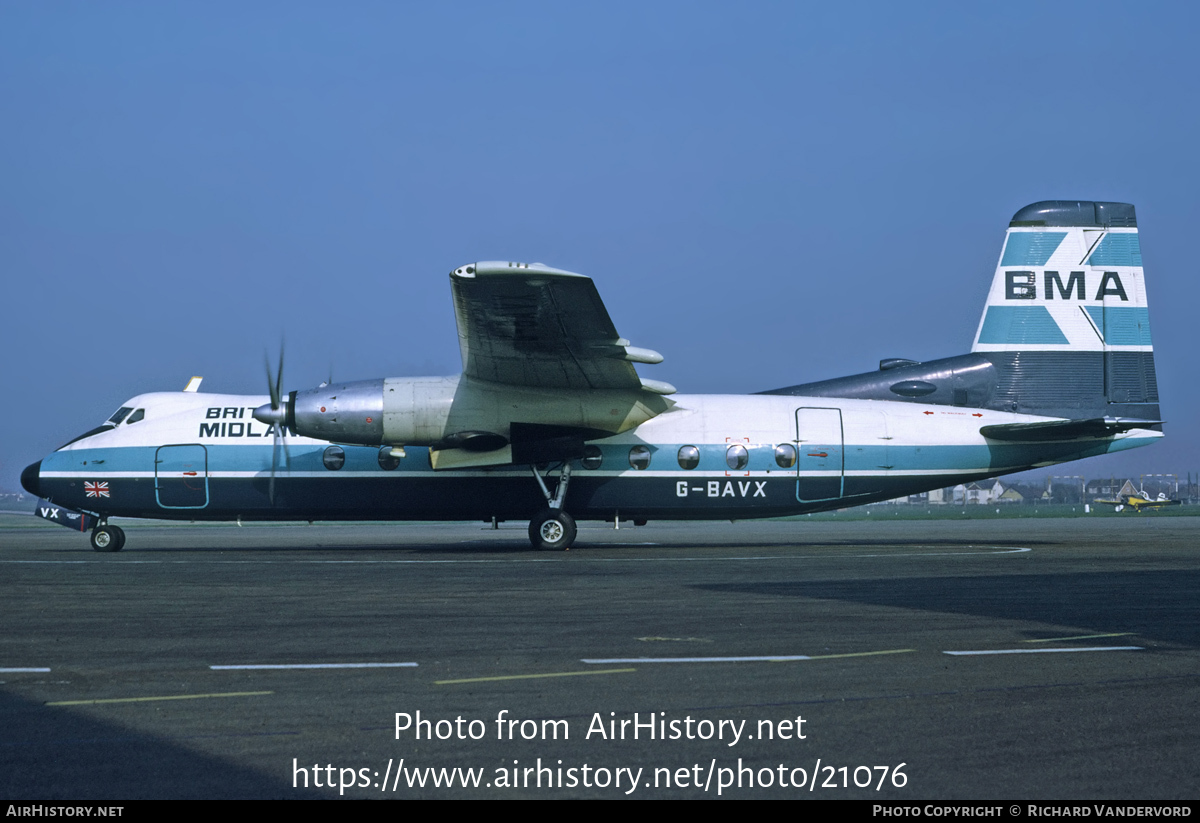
[997,485,1023,503]
[961,480,1012,505]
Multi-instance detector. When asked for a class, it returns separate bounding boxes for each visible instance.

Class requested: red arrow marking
[807,452,828,458]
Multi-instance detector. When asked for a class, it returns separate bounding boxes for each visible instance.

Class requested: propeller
[255,346,292,505]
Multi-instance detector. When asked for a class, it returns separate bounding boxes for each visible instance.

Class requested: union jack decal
[84,481,110,498]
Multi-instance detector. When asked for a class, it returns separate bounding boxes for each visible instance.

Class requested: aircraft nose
[21,461,41,497]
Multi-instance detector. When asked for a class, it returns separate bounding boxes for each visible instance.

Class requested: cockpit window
[126,408,145,424]
[107,407,133,425]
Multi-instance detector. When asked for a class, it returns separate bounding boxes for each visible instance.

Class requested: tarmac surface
[1,516,1197,799]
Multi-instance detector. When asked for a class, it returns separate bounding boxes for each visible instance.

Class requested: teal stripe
[1086,233,1142,266]
[977,306,1068,345]
[48,439,1158,479]
[1083,306,1152,346]
[1001,232,1066,266]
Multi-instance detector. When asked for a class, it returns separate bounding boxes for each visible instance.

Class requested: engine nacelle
[290,378,385,445]
[382,377,459,445]
[284,377,459,447]
[258,374,671,451]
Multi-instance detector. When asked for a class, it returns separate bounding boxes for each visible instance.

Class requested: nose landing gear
[90,522,126,552]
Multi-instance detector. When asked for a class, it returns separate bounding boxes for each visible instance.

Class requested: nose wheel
[90,524,125,552]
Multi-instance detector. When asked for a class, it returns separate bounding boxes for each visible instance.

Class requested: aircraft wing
[1127,497,1181,511]
[449,262,672,393]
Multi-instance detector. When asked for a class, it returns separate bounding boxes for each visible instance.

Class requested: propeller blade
[265,354,280,411]
[269,426,280,505]
[263,341,288,505]
[276,348,285,411]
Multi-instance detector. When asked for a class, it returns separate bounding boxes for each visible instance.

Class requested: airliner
[22,200,1162,551]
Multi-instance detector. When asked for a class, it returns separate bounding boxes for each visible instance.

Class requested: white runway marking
[0,667,51,673]
[583,648,914,664]
[943,646,1143,656]
[210,662,418,670]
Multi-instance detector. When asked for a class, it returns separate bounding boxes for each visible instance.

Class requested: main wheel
[90,525,123,553]
[528,509,577,551]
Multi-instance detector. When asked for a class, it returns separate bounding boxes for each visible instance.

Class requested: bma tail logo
[84,481,111,498]
[1006,271,1128,301]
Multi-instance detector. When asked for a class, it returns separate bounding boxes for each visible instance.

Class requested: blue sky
[3,2,1198,490]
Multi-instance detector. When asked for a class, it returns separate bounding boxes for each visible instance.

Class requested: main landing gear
[90,521,125,552]
[528,462,576,551]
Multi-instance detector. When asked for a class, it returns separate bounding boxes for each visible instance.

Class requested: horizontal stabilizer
[980,417,1162,442]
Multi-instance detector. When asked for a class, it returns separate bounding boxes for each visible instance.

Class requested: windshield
[107,407,133,425]
[58,404,136,449]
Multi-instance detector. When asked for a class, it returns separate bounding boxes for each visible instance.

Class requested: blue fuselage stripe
[37,436,1158,521]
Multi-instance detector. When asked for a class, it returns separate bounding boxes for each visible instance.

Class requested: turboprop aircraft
[1094,490,1181,513]
[22,200,1163,551]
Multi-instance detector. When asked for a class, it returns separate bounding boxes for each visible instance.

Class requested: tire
[528,509,577,551]
[91,526,123,552]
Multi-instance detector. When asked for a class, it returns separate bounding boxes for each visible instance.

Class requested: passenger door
[155,444,209,509]
[795,407,844,502]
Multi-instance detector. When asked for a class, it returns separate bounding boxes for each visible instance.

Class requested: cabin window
[323,446,345,471]
[126,409,145,425]
[628,445,652,470]
[774,443,797,468]
[677,445,700,470]
[377,446,401,470]
[581,445,603,470]
[726,444,749,470]
[107,407,133,425]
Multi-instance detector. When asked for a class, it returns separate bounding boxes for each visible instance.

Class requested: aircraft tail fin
[760,200,1160,423]
[970,201,1159,420]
